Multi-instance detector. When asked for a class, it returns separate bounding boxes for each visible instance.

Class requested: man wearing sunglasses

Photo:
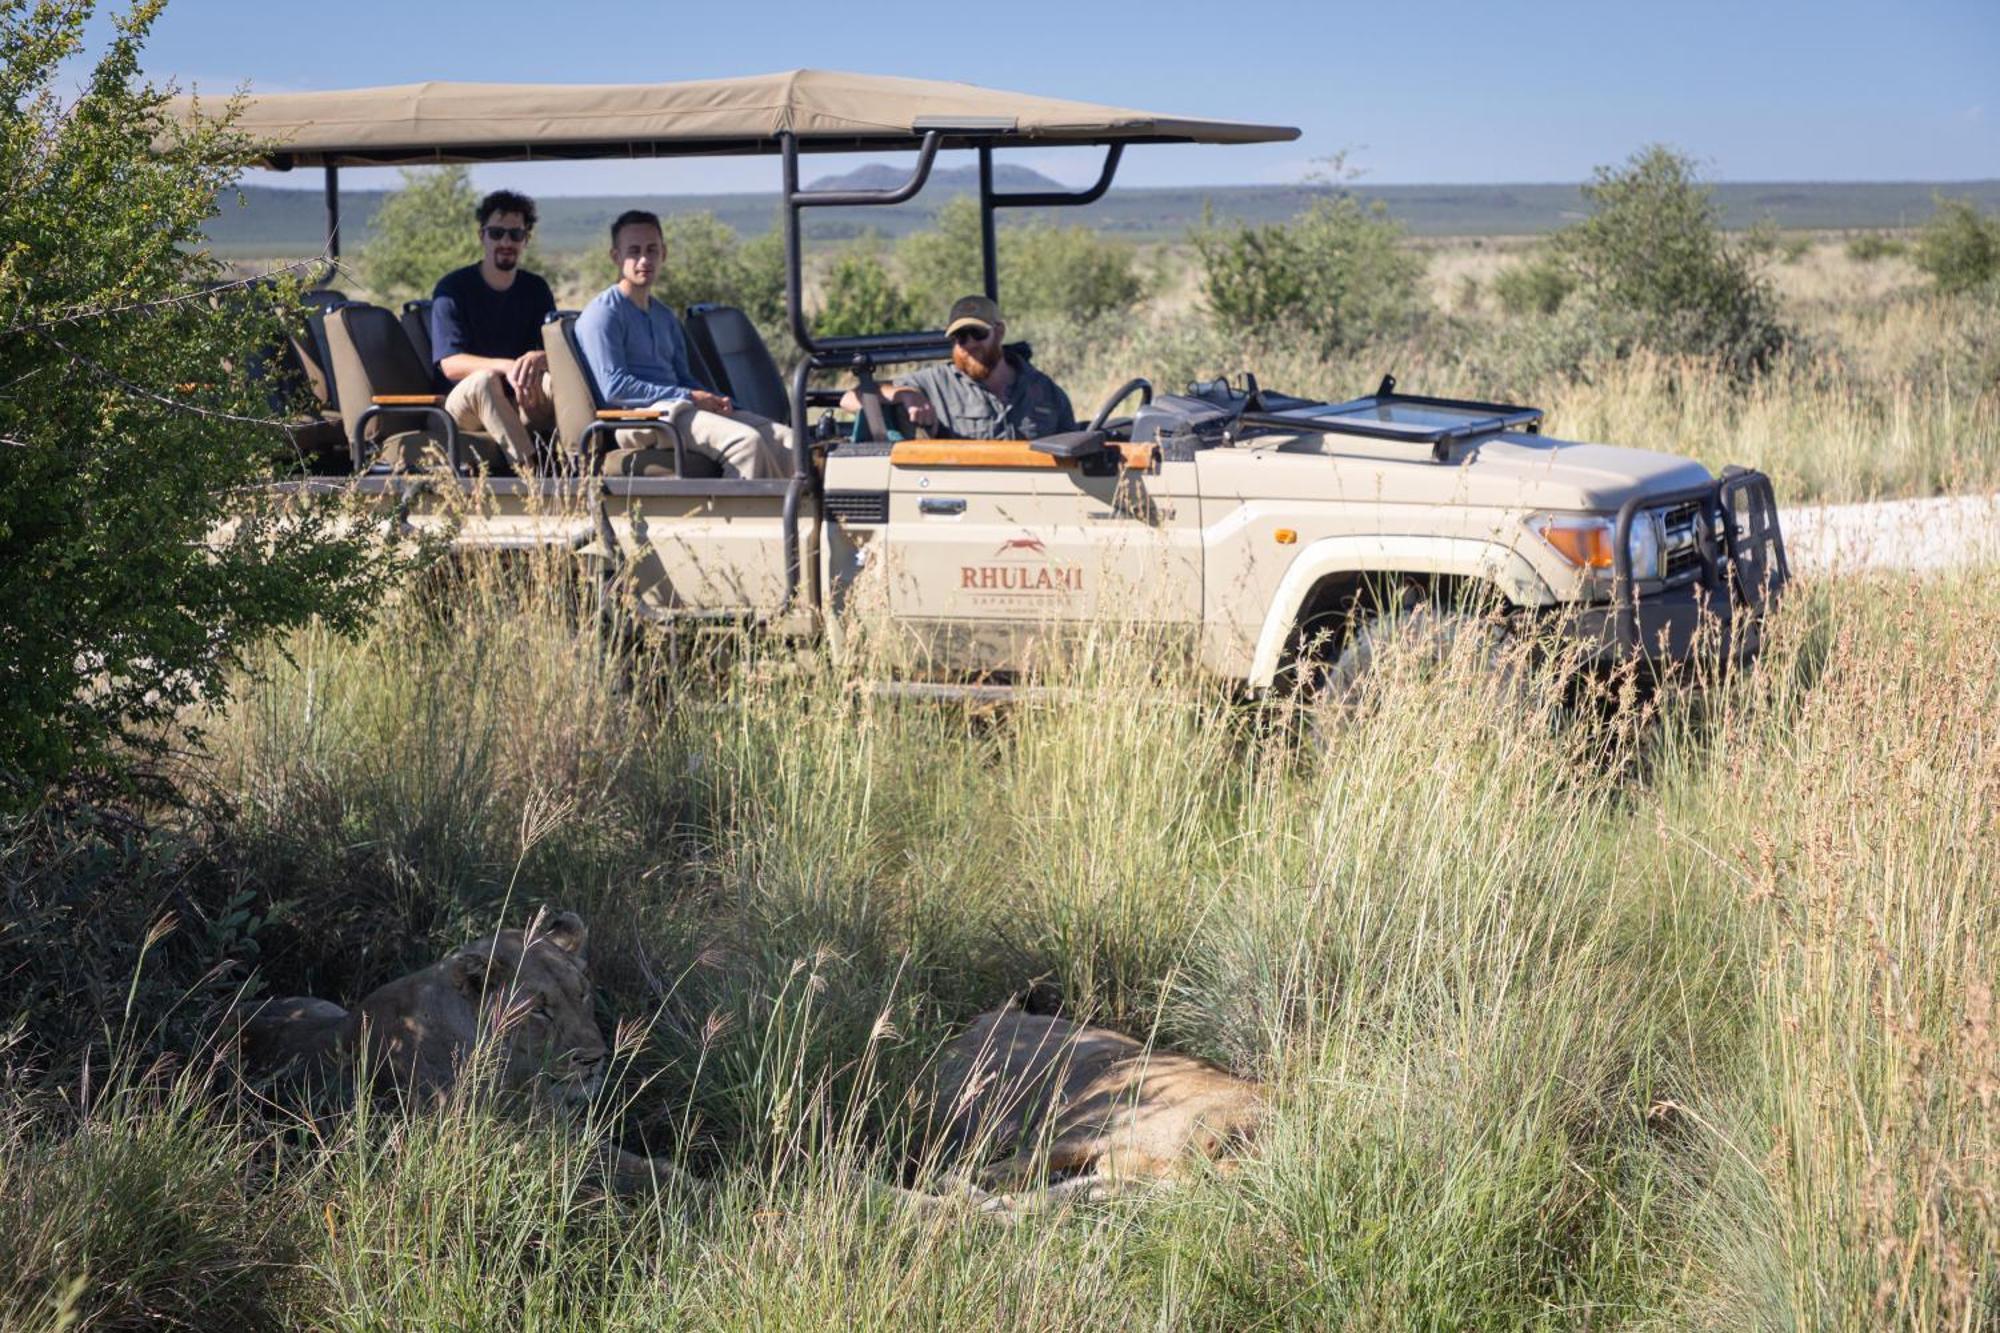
[843,295,1075,440]
[428,190,557,472]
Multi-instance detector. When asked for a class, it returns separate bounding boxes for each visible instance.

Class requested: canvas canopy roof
[169,69,1298,169]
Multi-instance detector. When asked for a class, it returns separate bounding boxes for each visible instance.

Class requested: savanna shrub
[357,166,480,303]
[1006,222,1144,323]
[894,196,1146,328]
[895,195,984,320]
[1553,145,1789,378]
[1846,232,1907,262]
[645,212,789,341]
[815,248,920,339]
[1493,249,1576,316]
[1913,196,2000,294]
[1192,192,1425,353]
[0,0,379,802]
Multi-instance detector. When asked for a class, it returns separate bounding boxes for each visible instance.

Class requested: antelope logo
[961,534,1080,595]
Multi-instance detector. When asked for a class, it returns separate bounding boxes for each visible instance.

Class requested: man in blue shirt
[429,189,557,473]
[574,210,790,479]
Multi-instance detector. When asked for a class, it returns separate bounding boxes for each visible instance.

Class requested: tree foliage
[1192,192,1425,353]
[357,165,480,302]
[814,246,919,339]
[1005,221,1144,324]
[894,196,985,322]
[1912,196,2000,294]
[0,0,381,804]
[1552,145,1789,378]
[1492,249,1576,317]
[894,196,1146,329]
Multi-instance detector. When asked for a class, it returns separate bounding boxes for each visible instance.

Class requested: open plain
[7,213,1999,1330]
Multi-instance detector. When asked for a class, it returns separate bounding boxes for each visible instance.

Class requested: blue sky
[129,0,1997,194]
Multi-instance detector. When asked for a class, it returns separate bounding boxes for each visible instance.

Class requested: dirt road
[1782,493,2000,575]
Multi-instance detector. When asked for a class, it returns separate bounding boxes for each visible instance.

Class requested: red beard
[953,339,1001,381]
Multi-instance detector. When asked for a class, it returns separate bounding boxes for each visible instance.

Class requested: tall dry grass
[6,536,1995,1327]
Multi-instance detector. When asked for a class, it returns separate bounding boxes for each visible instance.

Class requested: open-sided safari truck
[189,71,1788,693]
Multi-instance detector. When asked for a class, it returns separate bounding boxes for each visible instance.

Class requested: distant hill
[805,162,1065,192]
[203,179,2000,258]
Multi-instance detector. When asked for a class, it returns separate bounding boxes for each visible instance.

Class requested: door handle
[919,497,966,516]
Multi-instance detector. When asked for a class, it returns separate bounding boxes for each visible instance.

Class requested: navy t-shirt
[428,264,556,387]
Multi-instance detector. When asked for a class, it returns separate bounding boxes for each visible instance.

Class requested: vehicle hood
[1457,432,1713,511]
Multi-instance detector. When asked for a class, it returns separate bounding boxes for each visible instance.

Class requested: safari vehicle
[195,72,1789,694]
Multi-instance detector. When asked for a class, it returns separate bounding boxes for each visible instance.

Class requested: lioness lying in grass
[913,1007,1265,1213]
[232,910,670,1194]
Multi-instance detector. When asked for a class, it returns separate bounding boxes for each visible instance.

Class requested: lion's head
[289,909,609,1109]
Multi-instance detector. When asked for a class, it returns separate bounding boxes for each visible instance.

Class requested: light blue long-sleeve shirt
[573,285,712,407]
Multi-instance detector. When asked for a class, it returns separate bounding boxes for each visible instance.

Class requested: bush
[644,213,781,328]
[356,166,479,303]
[814,247,920,339]
[1005,222,1144,323]
[894,195,984,321]
[1552,145,1790,378]
[894,196,1146,329]
[1913,196,2000,294]
[1493,250,1576,316]
[1846,232,1907,262]
[0,0,380,803]
[1192,192,1425,353]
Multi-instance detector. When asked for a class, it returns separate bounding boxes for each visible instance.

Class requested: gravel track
[1781,493,2000,575]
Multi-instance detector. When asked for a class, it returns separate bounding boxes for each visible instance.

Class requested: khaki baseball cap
[944,294,1002,337]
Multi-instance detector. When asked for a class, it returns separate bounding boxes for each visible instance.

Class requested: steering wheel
[1088,378,1153,433]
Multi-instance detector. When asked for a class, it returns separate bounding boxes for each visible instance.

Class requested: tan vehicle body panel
[398,420,1724,687]
[598,490,807,621]
[872,445,1200,670]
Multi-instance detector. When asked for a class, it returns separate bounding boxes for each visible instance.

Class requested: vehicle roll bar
[781,129,943,356]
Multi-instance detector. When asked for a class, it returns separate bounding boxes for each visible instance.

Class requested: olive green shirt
[903,354,1077,440]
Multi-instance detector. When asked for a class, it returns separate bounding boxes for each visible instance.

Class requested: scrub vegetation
[6,553,1998,1329]
[7,4,2000,1329]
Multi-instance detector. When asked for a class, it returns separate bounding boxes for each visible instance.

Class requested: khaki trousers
[643,403,793,479]
[445,368,554,473]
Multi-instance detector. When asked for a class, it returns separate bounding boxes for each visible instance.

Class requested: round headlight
[1626,515,1663,581]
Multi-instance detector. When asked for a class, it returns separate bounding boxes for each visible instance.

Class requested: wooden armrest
[371,394,445,406]
[596,409,665,420]
[889,440,1160,471]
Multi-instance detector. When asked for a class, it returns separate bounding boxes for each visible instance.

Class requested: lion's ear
[448,949,494,998]
[543,911,588,958]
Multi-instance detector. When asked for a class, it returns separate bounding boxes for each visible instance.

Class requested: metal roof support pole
[977,145,999,304]
[780,131,809,355]
[781,128,943,356]
[987,142,1124,211]
[323,163,341,261]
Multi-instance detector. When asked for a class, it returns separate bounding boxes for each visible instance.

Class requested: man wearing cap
[845,295,1076,440]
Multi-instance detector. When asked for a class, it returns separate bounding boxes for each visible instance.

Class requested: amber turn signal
[1533,516,1616,570]
[1274,528,1297,545]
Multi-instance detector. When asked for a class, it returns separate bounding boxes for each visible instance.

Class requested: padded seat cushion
[600,446,681,477]
[375,430,510,475]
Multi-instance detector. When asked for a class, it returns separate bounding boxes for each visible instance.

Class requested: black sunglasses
[950,326,992,345]
[483,225,529,242]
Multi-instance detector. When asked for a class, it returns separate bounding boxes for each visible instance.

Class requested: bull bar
[1606,466,1791,666]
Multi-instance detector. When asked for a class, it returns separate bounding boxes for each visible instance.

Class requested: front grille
[823,489,888,525]
[1659,499,1705,583]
